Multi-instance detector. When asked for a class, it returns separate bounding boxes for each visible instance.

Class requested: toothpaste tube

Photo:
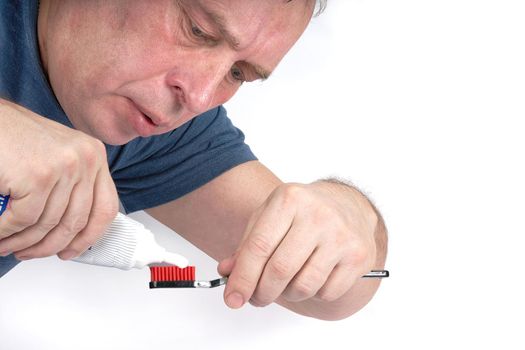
[0,194,188,270]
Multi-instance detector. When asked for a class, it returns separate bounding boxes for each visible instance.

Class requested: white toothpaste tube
[72,212,188,270]
[0,194,187,270]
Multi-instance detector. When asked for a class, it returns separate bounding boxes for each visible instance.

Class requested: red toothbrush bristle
[149,266,196,281]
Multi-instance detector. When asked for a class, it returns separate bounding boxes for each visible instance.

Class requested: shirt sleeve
[112,106,257,213]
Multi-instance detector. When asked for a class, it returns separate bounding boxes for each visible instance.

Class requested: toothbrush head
[148,265,227,289]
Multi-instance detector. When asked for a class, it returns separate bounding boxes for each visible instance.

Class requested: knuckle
[350,242,371,267]
[76,136,105,168]
[93,210,118,229]
[88,138,107,158]
[292,275,319,299]
[36,234,79,259]
[268,258,294,280]
[332,228,351,250]
[278,183,305,205]
[33,167,54,187]
[249,294,271,307]
[246,236,273,258]
[91,137,107,154]
[41,215,61,229]
[316,289,340,302]
[248,297,264,307]
[35,232,74,257]
[24,245,56,258]
[81,144,100,168]
[14,251,33,260]
[92,199,119,223]
[230,271,255,293]
[57,249,78,261]
[60,150,80,179]
[59,217,89,236]
[36,219,60,234]
[104,201,119,219]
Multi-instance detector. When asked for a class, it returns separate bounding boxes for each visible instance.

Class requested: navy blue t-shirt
[0,1,257,277]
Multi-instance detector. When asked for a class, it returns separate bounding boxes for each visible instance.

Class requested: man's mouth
[132,101,160,126]
[125,98,161,137]
[142,113,157,127]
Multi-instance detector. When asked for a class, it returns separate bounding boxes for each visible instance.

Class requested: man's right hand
[0,99,119,260]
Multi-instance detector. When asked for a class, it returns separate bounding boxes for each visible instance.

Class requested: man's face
[39,0,315,145]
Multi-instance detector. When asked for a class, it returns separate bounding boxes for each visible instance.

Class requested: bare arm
[147,160,387,320]
[147,161,281,261]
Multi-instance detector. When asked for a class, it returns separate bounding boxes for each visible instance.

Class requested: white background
[1,0,524,348]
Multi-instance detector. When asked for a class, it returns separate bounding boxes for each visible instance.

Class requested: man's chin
[88,127,138,146]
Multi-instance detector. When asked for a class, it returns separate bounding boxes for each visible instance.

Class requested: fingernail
[60,249,78,260]
[0,251,11,257]
[226,292,245,309]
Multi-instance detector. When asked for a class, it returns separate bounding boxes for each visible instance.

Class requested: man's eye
[230,66,245,82]
[191,24,205,38]
[189,22,218,45]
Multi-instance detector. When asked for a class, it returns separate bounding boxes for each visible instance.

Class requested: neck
[37,0,51,74]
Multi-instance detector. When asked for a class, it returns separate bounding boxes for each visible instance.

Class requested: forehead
[186,0,314,53]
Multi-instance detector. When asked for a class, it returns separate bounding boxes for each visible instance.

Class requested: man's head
[38,0,318,145]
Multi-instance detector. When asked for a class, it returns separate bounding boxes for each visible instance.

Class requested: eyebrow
[196,3,272,81]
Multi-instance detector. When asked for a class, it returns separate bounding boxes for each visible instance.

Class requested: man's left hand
[217,181,379,309]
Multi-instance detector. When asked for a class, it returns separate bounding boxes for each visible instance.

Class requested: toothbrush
[149,265,228,288]
[148,266,388,290]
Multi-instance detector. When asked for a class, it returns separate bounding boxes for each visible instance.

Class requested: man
[0,0,387,320]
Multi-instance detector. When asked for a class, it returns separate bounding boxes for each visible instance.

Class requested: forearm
[148,164,388,321]
[276,180,388,321]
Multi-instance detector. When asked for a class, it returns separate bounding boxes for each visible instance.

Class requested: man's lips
[123,97,188,137]
[131,101,159,126]
[125,98,161,137]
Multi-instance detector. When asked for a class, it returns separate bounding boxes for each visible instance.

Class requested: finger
[15,179,92,259]
[0,179,74,256]
[223,199,295,309]
[280,245,340,303]
[217,252,237,277]
[58,168,118,260]
[248,223,319,307]
[314,264,362,303]
[0,188,50,240]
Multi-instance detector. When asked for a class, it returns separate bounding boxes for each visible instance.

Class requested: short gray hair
[314,0,328,16]
[288,0,327,17]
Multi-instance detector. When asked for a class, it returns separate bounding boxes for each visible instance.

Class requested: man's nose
[165,57,233,115]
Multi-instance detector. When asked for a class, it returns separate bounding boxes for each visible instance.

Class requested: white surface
[1,1,525,349]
